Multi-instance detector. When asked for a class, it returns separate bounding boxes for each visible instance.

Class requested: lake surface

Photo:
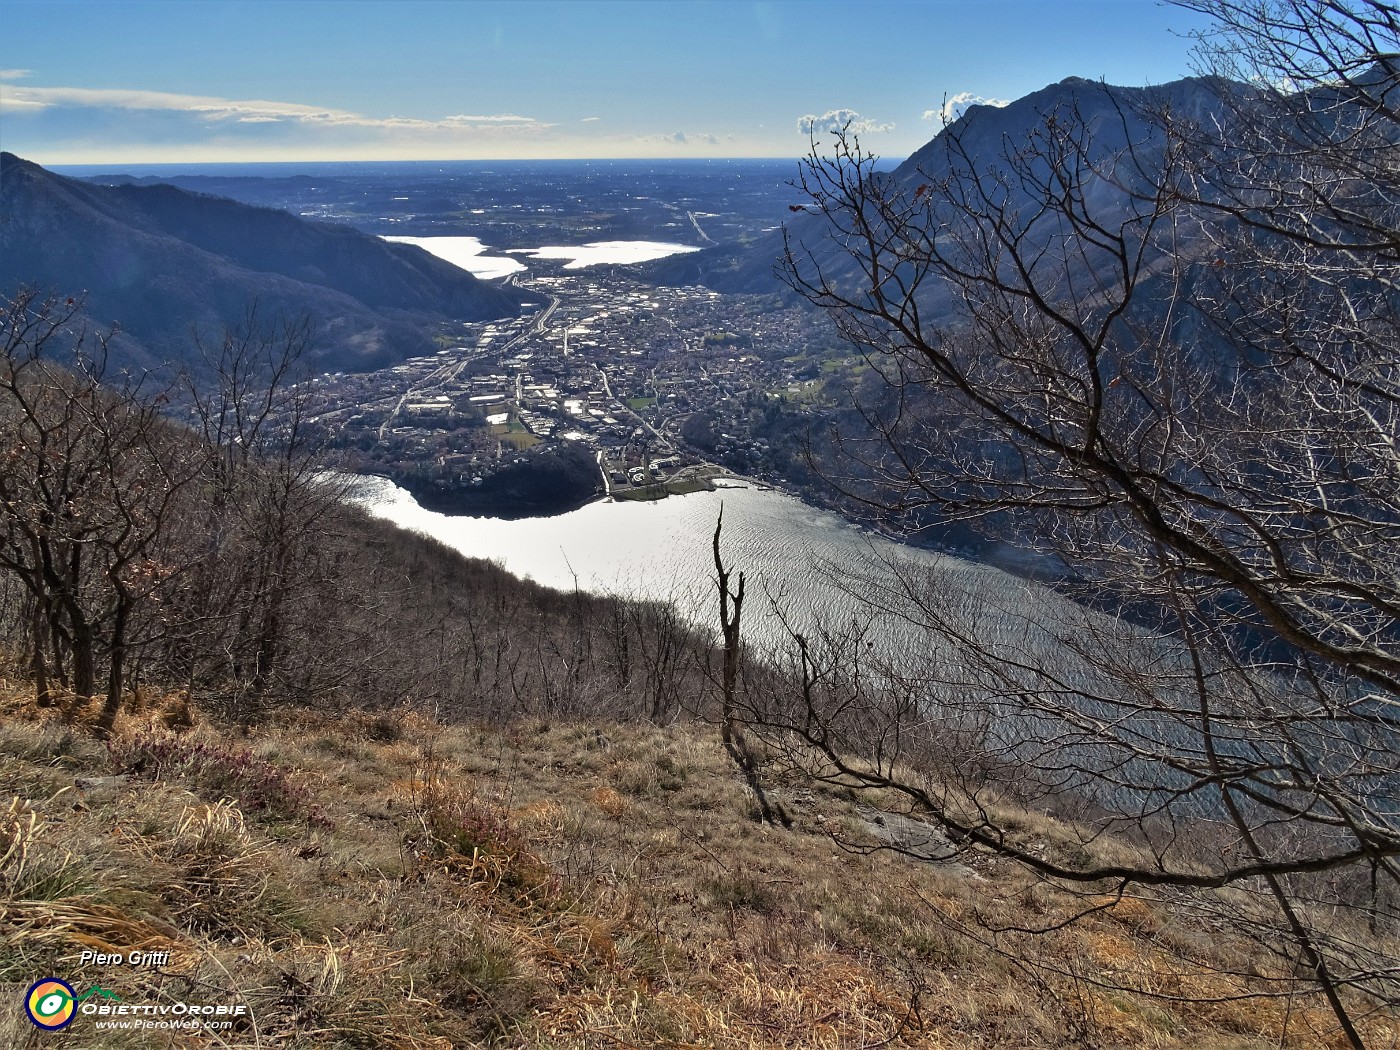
[351,475,1027,645]
[381,235,702,277]
[510,240,704,268]
[353,475,1221,813]
[382,235,525,279]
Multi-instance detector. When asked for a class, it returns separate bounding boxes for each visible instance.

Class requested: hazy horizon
[36,156,817,171]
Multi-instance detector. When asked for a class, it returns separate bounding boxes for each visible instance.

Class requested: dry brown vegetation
[1,674,1396,1050]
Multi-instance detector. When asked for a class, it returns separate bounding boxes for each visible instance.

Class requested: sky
[0,0,1217,164]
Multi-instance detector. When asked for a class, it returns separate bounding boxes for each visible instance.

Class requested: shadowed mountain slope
[0,152,526,374]
[645,76,1233,298]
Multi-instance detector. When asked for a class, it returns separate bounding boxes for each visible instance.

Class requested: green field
[492,422,541,449]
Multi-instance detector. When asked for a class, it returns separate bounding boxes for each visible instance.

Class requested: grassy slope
[0,682,1394,1048]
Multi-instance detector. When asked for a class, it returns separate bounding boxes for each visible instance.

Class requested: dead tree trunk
[712,509,744,745]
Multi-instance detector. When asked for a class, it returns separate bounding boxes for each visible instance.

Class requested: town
[300,266,848,512]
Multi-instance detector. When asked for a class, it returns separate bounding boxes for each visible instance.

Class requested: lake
[352,475,1045,650]
[509,241,704,268]
[353,475,1233,813]
[382,235,525,279]
[381,235,701,277]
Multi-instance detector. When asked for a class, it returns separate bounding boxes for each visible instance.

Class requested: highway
[686,210,715,244]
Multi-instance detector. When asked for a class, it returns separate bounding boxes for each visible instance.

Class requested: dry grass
[0,688,1394,1048]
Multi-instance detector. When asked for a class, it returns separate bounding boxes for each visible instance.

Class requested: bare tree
[166,308,353,724]
[712,510,745,745]
[756,3,1400,1043]
[0,290,202,734]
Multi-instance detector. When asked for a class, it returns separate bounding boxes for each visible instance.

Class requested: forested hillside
[0,291,711,735]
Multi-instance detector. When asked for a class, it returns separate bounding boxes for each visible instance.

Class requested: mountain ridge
[0,152,526,375]
[644,75,1236,296]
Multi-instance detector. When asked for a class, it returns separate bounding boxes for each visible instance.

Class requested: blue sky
[1,0,1215,163]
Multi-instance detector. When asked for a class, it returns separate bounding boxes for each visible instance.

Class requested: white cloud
[442,113,537,123]
[350,115,552,132]
[636,130,719,147]
[1,85,349,119]
[797,108,894,136]
[924,92,1010,125]
[0,69,31,80]
[581,116,601,122]
[0,84,552,133]
[0,95,45,112]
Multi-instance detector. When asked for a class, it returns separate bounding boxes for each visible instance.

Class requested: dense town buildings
[302,271,841,504]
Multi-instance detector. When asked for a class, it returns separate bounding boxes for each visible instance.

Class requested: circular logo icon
[25,978,77,1030]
